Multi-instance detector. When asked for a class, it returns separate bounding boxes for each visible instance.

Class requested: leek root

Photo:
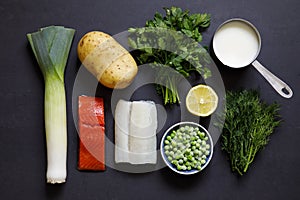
[27,26,75,184]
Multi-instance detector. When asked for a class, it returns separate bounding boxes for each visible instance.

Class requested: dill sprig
[221,90,281,175]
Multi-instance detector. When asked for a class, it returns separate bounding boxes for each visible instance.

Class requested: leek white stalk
[27,26,75,184]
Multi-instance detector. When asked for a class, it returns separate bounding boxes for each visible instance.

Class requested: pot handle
[252,60,293,98]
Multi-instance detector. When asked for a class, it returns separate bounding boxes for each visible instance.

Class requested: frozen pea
[199,131,205,138]
[201,159,206,165]
[171,141,177,147]
[171,160,178,165]
[205,150,210,156]
[201,147,206,152]
[169,151,174,157]
[171,133,175,138]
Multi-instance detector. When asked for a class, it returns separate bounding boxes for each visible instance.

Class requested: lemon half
[186,84,218,117]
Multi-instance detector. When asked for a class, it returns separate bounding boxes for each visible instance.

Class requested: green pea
[205,150,210,156]
[171,160,178,165]
[199,131,205,138]
[177,165,182,170]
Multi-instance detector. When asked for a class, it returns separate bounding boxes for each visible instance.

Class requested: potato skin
[77,31,138,89]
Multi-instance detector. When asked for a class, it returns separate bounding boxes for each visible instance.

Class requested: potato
[77,31,138,89]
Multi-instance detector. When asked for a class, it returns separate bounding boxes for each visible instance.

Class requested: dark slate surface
[0,0,299,199]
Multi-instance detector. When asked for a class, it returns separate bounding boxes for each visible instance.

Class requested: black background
[0,0,299,199]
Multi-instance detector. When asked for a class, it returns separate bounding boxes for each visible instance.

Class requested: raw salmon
[78,96,105,171]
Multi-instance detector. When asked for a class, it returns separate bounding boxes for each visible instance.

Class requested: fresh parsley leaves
[128,7,211,104]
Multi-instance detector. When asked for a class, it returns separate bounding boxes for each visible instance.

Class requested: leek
[27,26,75,184]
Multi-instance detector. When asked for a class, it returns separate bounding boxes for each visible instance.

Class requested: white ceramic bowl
[160,121,214,175]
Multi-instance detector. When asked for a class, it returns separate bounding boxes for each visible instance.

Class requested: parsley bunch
[128,7,211,104]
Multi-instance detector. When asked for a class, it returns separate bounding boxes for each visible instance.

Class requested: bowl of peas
[160,121,213,175]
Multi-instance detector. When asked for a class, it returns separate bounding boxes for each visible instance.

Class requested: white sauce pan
[213,18,293,98]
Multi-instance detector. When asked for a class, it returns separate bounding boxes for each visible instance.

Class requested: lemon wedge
[186,84,218,117]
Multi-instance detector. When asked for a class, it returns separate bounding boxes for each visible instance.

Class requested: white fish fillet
[115,100,157,164]
[114,100,131,163]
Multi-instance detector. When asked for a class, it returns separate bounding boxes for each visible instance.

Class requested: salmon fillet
[78,96,105,171]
